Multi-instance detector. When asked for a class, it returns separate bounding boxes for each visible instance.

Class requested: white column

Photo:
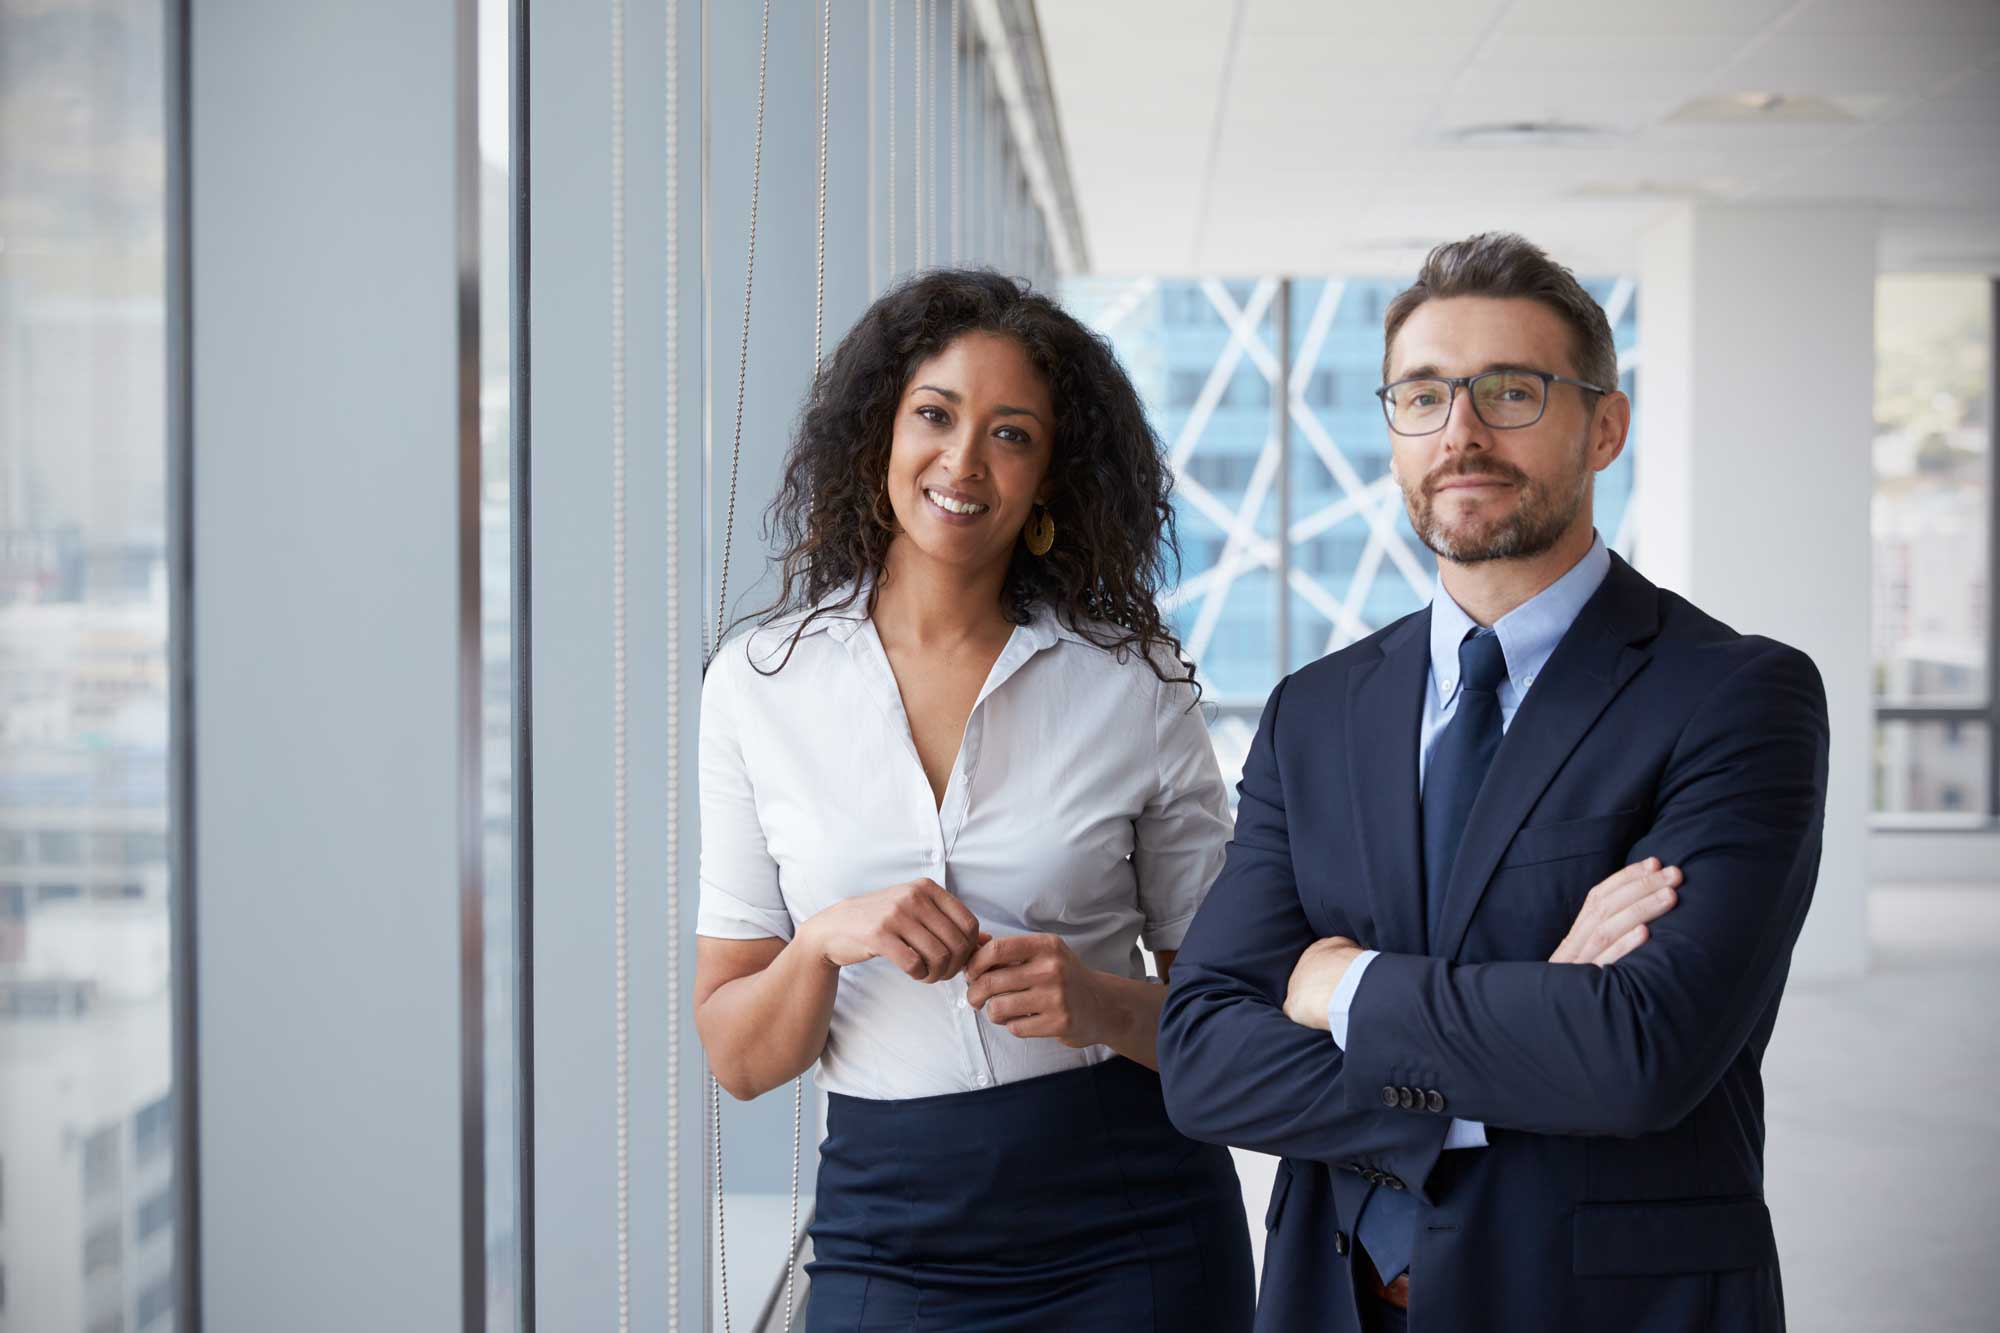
[1636,203,1879,981]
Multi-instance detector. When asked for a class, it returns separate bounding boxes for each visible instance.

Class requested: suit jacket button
[1425,1090,1445,1113]
[1397,1087,1416,1109]
[1381,1086,1399,1107]
[1387,1175,1406,1190]
[1334,1231,1351,1256]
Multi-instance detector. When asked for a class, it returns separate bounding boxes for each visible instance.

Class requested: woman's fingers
[1002,1012,1059,1040]
[916,900,981,979]
[984,991,1037,1025]
[896,912,961,983]
[877,933,928,981]
[920,879,982,942]
[966,962,1034,1009]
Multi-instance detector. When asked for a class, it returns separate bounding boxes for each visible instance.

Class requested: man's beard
[1400,444,1591,565]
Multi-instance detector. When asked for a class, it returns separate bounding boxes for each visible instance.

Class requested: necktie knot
[1458,628,1508,696]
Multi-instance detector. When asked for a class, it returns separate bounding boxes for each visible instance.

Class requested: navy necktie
[1421,629,1509,949]
[1355,628,1509,1285]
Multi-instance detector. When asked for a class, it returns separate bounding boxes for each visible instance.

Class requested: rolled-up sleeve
[1133,670,1232,952]
[696,646,795,941]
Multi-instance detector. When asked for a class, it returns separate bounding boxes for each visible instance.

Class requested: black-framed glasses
[1374,368,1612,436]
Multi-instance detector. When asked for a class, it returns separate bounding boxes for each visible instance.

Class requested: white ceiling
[1036,0,2000,275]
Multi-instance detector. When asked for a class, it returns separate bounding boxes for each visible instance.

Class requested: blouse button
[975,1075,990,1087]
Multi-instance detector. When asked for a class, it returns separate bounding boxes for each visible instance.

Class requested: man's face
[1384,296,1625,565]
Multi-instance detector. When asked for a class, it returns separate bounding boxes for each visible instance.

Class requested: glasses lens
[1385,379,1452,434]
[1471,371,1546,427]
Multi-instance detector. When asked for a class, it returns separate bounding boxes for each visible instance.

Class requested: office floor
[1230,884,2000,1330]
[1764,885,2000,1332]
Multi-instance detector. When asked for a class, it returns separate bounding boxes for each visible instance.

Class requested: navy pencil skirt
[803,1056,1254,1332]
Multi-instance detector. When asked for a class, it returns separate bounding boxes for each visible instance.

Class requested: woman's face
[882,330,1056,577]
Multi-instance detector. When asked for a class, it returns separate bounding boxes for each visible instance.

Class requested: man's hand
[1549,857,1683,966]
[1283,936,1367,1030]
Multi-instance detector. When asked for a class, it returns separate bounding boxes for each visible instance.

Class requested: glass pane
[1876,719,1990,817]
[1068,275,1284,707]
[0,3,176,1331]
[476,0,519,1325]
[1872,275,1991,707]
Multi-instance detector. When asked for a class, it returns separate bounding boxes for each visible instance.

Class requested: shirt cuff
[1324,949,1378,1050]
[1442,1118,1489,1149]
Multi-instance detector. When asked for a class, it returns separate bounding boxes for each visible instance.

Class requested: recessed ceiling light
[1666,94,1857,125]
[1442,120,1616,147]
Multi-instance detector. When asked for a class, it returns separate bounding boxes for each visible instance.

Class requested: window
[83,1126,121,1198]
[137,1184,174,1241]
[137,1275,174,1329]
[84,1222,123,1278]
[134,1096,172,1166]
[1872,276,1994,820]
[36,830,84,865]
[1,2,180,1328]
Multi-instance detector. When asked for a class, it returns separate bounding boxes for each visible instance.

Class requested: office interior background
[0,0,1994,1329]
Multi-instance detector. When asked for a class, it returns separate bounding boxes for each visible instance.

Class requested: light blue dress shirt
[1326,533,1612,1151]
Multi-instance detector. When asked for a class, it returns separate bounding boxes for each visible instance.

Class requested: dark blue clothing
[1159,554,1827,1333]
[804,1056,1254,1332]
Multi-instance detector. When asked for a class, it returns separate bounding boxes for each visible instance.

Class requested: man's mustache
[1422,459,1527,494]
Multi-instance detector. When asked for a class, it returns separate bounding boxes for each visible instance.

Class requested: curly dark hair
[740,267,1195,695]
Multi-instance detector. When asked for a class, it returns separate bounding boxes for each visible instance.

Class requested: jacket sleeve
[1159,675,1451,1202]
[1338,642,1829,1139]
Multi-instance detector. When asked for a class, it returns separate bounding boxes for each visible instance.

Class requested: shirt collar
[1428,531,1611,705]
[811,576,1070,653]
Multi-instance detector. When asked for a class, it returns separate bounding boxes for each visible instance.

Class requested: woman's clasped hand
[800,876,986,980]
[799,878,1110,1047]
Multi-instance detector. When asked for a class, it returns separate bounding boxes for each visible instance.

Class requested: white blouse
[696,589,1232,1100]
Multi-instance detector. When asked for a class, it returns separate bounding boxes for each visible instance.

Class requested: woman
[694,269,1255,1331]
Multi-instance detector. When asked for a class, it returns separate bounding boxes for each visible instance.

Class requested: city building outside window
[1872,275,1995,823]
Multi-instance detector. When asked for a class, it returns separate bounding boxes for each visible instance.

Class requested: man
[1158,233,1827,1333]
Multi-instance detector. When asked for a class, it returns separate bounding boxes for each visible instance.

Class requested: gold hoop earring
[1024,505,1055,557]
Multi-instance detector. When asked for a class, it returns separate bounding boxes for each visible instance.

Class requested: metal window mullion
[164,1,203,1329]
[509,0,537,1328]
[1988,276,1999,818]
[1273,278,1291,677]
[1874,705,1988,723]
[453,0,489,1327]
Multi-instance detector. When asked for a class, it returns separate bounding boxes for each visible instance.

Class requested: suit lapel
[1433,556,1661,961]
[1346,611,1431,955]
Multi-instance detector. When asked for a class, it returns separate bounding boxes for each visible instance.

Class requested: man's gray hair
[1382,232,1619,394]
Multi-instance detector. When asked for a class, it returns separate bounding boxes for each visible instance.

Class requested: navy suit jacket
[1159,554,1828,1333]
